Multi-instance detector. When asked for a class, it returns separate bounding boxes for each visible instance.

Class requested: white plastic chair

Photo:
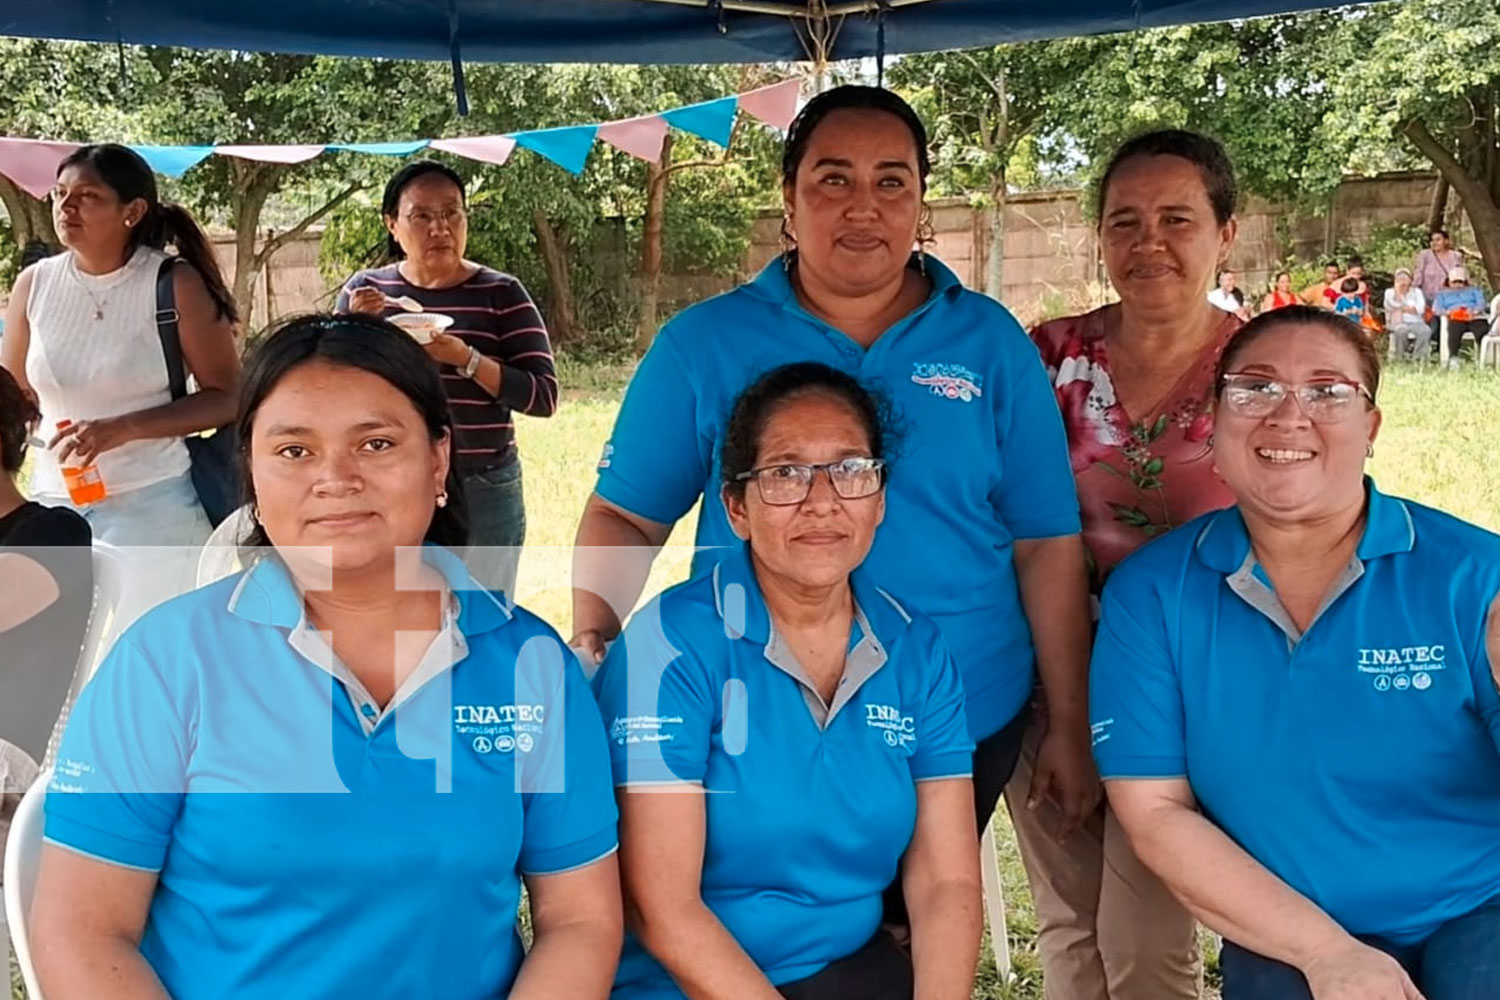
[195,504,254,587]
[1484,296,1500,370]
[980,825,1012,980]
[39,543,128,770]
[3,776,48,1000]
[1481,333,1500,370]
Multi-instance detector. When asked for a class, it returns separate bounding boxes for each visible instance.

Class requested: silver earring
[1366,443,1374,458]
[435,490,449,509]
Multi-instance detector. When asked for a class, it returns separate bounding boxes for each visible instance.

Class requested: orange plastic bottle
[56,420,107,505]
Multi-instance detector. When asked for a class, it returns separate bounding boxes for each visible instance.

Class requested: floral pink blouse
[1032,305,1241,596]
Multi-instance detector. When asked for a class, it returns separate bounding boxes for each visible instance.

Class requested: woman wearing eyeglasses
[593,362,981,1000]
[1092,306,1500,1000]
[338,160,558,597]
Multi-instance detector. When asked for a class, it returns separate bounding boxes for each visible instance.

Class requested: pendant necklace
[67,255,109,321]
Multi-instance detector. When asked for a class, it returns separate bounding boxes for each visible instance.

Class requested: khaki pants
[1004,718,1201,1000]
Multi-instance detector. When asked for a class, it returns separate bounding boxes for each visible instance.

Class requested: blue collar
[1194,477,1416,575]
[744,253,964,313]
[709,542,913,647]
[227,544,512,636]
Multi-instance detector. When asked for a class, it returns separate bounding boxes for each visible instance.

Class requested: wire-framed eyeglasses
[1220,373,1374,422]
[734,457,886,505]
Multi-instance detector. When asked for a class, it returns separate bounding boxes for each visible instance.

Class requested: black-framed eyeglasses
[1220,373,1374,422]
[734,457,886,505]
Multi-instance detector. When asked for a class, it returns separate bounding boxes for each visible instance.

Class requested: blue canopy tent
[5,0,1355,64]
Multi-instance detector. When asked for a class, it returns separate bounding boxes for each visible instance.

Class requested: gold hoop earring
[1366,443,1374,459]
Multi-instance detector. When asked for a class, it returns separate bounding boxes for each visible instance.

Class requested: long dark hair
[58,144,238,324]
[380,160,467,263]
[235,314,468,550]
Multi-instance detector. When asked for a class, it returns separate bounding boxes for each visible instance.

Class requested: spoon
[387,294,424,312]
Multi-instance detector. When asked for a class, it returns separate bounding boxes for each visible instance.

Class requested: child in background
[1331,278,1366,322]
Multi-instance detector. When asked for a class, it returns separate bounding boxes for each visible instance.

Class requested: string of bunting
[0,78,800,199]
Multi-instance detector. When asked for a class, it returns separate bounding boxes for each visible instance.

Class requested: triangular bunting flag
[662,96,738,148]
[328,141,431,156]
[513,125,600,175]
[130,145,216,178]
[596,115,669,163]
[215,144,326,165]
[0,139,79,198]
[0,81,799,194]
[738,79,801,130]
[430,135,518,167]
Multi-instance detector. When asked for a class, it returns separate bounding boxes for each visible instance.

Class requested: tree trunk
[636,134,674,355]
[1403,118,1500,294]
[230,162,277,331]
[985,172,1007,302]
[531,209,578,347]
[0,175,58,250]
[1424,175,1450,234]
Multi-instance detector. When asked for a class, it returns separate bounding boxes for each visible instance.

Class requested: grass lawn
[9,358,1498,1000]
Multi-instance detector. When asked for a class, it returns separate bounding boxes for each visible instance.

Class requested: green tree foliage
[895,1,1500,288]
[0,38,139,282]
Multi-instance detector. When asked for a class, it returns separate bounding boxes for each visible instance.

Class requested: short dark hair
[380,160,467,262]
[782,86,931,192]
[235,313,468,549]
[1094,129,1237,225]
[0,367,39,473]
[1216,305,1381,404]
[1346,255,1364,269]
[1340,277,1361,293]
[1323,260,1341,271]
[720,363,894,501]
[1430,228,1449,240]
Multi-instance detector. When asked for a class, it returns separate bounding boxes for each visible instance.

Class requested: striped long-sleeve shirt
[337,264,558,475]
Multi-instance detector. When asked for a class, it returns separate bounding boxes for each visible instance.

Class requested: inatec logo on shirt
[911,362,983,403]
[1355,644,1446,693]
[865,704,916,749]
[454,704,545,752]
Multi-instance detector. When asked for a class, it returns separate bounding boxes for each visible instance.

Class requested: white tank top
[25,246,190,498]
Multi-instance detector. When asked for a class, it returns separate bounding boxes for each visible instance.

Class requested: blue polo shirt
[1091,481,1500,945]
[593,544,973,998]
[45,546,617,1000]
[595,258,1080,740]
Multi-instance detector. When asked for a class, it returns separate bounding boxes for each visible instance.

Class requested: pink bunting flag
[0,138,81,198]
[429,135,517,167]
[596,115,669,163]
[738,79,801,130]
[214,144,326,164]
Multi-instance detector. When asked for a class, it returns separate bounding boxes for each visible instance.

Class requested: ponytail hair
[58,143,239,325]
[141,203,239,324]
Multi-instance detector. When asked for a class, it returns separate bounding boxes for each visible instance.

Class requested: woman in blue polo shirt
[1092,306,1500,1000]
[574,84,1095,864]
[594,363,981,1000]
[32,314,622,1000]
